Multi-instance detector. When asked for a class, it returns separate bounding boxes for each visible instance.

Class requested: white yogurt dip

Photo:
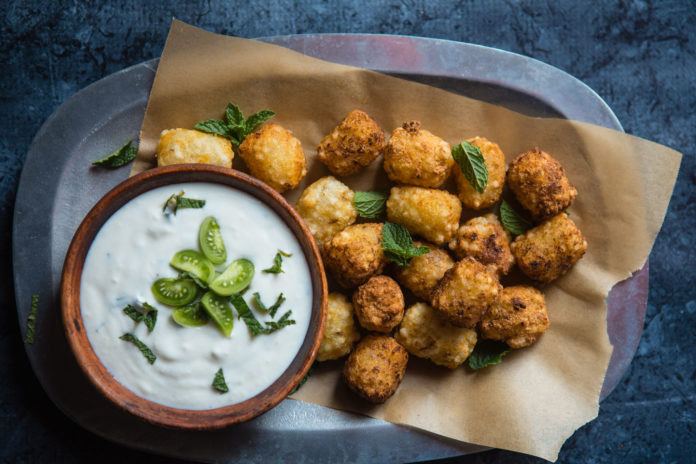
[80,182,312,410]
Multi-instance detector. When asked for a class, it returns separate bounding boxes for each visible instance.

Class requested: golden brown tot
[386,186,462,245]
[507,147,578,220]
[322,223,387,288]
[316,293,361,361]
[238,123,307,193]
[430,257,502,329]
[480,286,550,349]
[448,214,515,278]
[383,120,454,188]
[453,136,506,209]
[352,276,405,333]
[393,241,454,301]
[395,303,477,369]
[156,128,234,167]
[510,213,587,284]
[295,176,358,246]
[316,110,386,176]
[343,334,408,403]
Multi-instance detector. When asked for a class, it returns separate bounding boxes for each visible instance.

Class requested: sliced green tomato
[151,278,197,307]
[210,258,255,296]
[199,216,226,265]
[172,301,210,327]
[170,249,215,284]
[201,291,235,337]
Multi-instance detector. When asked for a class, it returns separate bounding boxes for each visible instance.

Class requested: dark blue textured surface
[2,1,695,463]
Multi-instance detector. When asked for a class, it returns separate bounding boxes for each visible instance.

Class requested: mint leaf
[212,368,229,393]
[92,139,138,168]
[500,200,532,235]
[162,191,206,215]
[225,103,245,127]
[468,340,510,370]
[230,294,295,336]
[119,333,156,364]
[245,110,276,134]
[452,141,488,194]
[381,222,430,267]
[178,271,208,289]
[252,292,286,318]
[122,303,157,332]
[353,190,388,219]
[24,294,39,344]
[194,119,230,136]
[123,304,144,322]
[262,250,290,274]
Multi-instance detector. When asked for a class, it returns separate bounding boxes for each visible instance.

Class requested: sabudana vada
[156,128,234,167]
[383,120,453,188]
[510,213,587,284]
[395,302,477,369]
[316,110,386,176]
[453,136,506,210]
[448,214,515,278]
[393,241,454,301]
[352,276,405,333]
[507,147,578,220]
[322,223,387,288]
[316,293,361,361]
[480,286,550,349]
[343,334,408,403]
[430,257,502,329]
[295,176,358,246]
[238,123,307,193]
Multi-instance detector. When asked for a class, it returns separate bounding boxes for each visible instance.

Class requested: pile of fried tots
[155,109,587,404]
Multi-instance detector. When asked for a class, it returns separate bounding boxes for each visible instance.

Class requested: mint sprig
[122,302,158,332]
[452,141,488,194]
[262,250,291,274]
[194,102,275,145]
[119,333,156,364]
[353,190,388,219]
[230,293,296,336]
[468,340,510,370]
[162,191,206,215]
[92,139,138,168]
[382,222,430,267]
[212,368,229,393]
[252,292,286,318]
[500,200,532,235]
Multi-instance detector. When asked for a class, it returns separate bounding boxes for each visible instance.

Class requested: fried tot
[295,176,358,246]
[393,241,454,301]
[343,334,408,403]
[317,293,361,361]
[510,213,587,284]
[238,123,307,193]
[430,257,502,329]
[453,136,506,210]
[480,286,549,349]
[322,223,387,288]
[395,302,477,369]
[352,276,405,333]
[317,110,386,176]
[448,214,515,278]
[386,186,462,245]
[507,147,578,220]
[383,120,453,188]
[156,128,234,168]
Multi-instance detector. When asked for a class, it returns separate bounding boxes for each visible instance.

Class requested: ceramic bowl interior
[61,164,327,429]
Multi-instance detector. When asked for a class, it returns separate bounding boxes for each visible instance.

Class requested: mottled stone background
[1,1,694,463]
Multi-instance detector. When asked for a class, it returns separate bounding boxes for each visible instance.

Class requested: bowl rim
[60,164,328,430]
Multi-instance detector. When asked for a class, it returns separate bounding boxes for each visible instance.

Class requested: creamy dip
[80,182,312,410]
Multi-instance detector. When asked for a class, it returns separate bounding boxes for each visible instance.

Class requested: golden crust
[156,128,234,168]
[352,276,405,333]
[317,110,386,176]
[510,213,587,284]
[453,136,506,210]
[343,334,408,403]
[295,176,358,246]
[507,147,578,220]
[430,257,502,329]
[393,241,454,301]
[317,293,361,361]
[383,120,454,188]
[386,186,462,245]
[448,214,515,278]
[322,223,387,288]
[238,123,307,193]
[395,302,477,369]
[480,286,549,348]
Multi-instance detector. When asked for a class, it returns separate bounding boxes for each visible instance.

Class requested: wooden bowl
[61,164,328,429]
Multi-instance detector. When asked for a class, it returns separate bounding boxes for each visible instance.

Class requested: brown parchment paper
[133,20,681,461]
